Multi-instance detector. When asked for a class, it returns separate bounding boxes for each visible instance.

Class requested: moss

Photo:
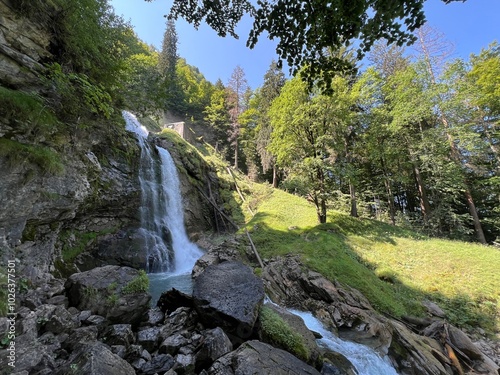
[259,306,310,362]
[60,230,99,263]
[122,270,149,294]
[0,139,64,175]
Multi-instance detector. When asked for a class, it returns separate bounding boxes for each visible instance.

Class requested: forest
[9,0,499,246]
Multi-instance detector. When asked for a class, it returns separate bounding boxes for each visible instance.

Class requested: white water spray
[289,309,398,375]
[123,111,202,274]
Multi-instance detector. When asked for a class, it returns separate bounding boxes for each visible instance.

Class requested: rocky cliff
[0,0,218,284]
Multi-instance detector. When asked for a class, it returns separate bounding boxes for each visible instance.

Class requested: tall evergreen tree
[227,66,249,169]
[159,19,184,115]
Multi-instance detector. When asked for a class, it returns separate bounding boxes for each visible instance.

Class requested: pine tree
[227,66,249,169]
[158,19,184,115]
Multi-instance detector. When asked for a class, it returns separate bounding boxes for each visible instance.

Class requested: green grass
[244,188,500,333]
[0,139,64,175]
[259,305,310,362]
[122,270,149,294]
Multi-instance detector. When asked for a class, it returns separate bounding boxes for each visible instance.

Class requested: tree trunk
[413,163,431,222]
[272,164,278,188]
[349,181,358,217]
[384,179,396,225]
[234,138,238,170]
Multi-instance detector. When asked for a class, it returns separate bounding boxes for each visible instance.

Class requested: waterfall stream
[124,111,397,373]
[123,111,203,280]
[289,309,398,375]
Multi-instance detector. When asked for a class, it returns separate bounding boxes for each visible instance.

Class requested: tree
[256,61,286,187]
[227,66,249,169]
[204,79,231,154]
[415,25,487,243]
[158,0,467,89]
[269,74,359,223]
[159,19,184,114]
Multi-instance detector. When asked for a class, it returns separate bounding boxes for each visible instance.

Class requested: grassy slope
[242,187,500,333]
[132,129,500,334]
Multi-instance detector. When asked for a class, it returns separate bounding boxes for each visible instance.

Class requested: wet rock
[101,324,135,347]
[208,340,321,375]
[64,265,151,325]
[322,352,357,375]
[193,261,264,340]
[56,342,135,375]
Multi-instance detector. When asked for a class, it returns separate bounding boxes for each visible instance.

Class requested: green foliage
[44,63,114,119]
[0,87,59,137]
[122,270,149,294]
[0,139,64,175]
[259,306,310,362]
[59,230,99,263]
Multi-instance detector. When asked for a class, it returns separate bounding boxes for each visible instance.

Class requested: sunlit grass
[243,187,500,333]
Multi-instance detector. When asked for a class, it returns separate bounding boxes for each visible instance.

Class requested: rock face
[192,261,265,340]
[65,265,151,325]
[0,0,50,89]
[208,340,321,375]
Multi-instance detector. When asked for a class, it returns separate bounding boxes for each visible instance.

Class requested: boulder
[55,342,135,375]
[192,261,264,340]
[64,265,151,325]
[140,354,175,375]
[101,324,135,347]
[157,288,195,314]
[208,340,321,375]
[137,326,162,352]
[195,327,233,370]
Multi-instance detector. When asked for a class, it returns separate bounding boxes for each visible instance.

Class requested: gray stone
[44,305,78,334]
[111,345,127,358]
[55,342,135,375]
[208,340,321,375]
[193,261,264,339]
[141,354,175,375]
[101,324,135,347]
[65,265,151,325]
[160,333,189,356]
[174,353,196,374]
[144,307,165,326]
[63,326,99,350]
[137,326,161,352]
[195,327,233,370]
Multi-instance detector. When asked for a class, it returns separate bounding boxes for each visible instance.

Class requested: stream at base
[148,272,194,306]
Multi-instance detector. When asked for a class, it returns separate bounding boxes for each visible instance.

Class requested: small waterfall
[289,309,398,375]
[123,111,203,274]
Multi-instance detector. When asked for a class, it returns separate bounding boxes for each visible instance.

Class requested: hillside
[197,151,500,335]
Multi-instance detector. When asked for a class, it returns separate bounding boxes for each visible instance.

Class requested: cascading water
[289,309,398,375]
[123,111,203,284]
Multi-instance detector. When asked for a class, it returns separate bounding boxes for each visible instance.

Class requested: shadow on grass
[246,218,498,334]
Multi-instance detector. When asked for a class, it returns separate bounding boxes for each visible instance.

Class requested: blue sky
[110,0,499,89]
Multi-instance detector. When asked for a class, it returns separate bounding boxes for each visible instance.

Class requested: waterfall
[123,111,203,274]
[289,309,398,375]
